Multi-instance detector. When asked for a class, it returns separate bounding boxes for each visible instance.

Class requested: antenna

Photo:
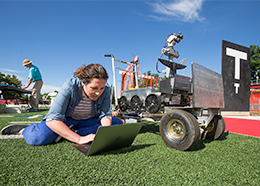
[180,58,187,75]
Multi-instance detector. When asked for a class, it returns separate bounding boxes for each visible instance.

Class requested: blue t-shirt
[29,65,42,82]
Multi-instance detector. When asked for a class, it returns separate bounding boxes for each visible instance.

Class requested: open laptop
[73,123,143,156]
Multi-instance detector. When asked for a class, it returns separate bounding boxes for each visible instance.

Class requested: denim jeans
[22,117,123,146]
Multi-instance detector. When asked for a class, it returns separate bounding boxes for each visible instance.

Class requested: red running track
[223,117,260,138]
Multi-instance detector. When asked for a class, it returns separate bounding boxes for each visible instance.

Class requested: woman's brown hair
[73,63,109,85]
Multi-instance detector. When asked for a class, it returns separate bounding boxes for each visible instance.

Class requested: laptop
[73,123,143,156]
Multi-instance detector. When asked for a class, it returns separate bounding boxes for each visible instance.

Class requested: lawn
[0,111,259,185]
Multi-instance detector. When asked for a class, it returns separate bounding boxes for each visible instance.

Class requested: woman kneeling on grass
[1,63,123,145]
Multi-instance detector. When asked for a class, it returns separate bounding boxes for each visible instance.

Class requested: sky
[0,0,259,98]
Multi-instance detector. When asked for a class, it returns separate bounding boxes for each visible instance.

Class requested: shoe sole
[1,124,29,135]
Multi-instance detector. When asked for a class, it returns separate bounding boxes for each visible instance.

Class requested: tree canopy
[0,72,22,87]
[250,45,260,81]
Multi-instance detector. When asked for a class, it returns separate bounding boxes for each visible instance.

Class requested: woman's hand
[46,120,85,144]
[100,117,112,126]
[78,134,95,144]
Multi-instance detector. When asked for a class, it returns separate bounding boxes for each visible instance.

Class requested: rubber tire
[130,95,143,112]
[145,94,161,113]
[204,115,225,140]
[119,96,129,112]
[159,109,200,151]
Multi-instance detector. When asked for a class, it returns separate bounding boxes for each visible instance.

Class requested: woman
[1,63,123,145]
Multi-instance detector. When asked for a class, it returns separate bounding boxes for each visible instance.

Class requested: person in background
[1,63,123,146]
[21,59,43,112]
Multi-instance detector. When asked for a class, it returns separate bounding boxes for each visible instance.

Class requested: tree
[250,45,260,81]
[0,72,22,87]
[107,83,116,105]
[0,72,5,81]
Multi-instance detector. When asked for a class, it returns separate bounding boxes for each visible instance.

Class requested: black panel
[221,40,251,111]
[159,79,172,93]
[158,58,186,70]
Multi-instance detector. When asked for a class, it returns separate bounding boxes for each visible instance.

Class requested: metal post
[134,64,139,89]
[104,54,118,106]
[181,58,187,76]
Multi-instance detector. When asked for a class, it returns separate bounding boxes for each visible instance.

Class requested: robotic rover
[118,32,225,151]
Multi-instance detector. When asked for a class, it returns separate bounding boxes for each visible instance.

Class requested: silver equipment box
[192,62,224,108]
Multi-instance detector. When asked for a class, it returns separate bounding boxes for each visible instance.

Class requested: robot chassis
[118,32,225,151]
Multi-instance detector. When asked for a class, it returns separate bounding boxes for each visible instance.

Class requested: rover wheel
[118,96,129,112]
[130,95,143,112]
[159,110,200,151]
[145,94,161,113]
[204,115,225,140]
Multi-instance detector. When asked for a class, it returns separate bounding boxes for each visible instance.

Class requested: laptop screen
[73,123,143,156]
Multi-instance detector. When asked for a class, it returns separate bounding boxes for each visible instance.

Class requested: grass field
[0,111,259,185]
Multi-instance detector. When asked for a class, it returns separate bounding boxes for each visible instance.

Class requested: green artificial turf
[0,112,259,185]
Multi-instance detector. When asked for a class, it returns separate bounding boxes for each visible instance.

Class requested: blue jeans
[22,117,123,146]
